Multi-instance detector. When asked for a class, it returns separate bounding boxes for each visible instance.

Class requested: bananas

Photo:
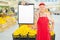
[13,24,55,37]
[13,25,37,37]
[0,16,16,32]
[0,17,6,24]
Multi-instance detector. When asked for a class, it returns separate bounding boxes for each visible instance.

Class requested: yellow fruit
[0,17,6,24]
[5,16,10,19]
[49,24,55,35]
[13,28,20,35]
[2,20,6,24]
[13,28,20,38]
[29,29,37,35]
[13,24,37,37]
[50,31,55,36]
[19,25,30,35]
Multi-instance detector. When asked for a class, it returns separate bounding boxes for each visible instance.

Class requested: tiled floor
[0,15,60,40]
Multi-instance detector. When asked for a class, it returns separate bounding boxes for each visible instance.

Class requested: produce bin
[12,34,20,40]
[19,34,28,40]
[28,34,36,40]
[50,31,55,40]
[51,34,55,40]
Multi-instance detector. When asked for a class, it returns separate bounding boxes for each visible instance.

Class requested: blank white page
[18,5,34,24]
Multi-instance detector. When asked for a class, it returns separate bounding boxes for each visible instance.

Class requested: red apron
[36,17,51,40]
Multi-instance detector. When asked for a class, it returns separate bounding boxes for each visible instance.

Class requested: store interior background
[0,0,60,40]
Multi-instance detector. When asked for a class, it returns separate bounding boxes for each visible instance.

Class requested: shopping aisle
[0,23,19,40]
[52,15,60,40]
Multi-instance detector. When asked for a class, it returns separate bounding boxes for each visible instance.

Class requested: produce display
[13,24,55,40]
[13,24,36,37]
[0,13,17,32]
[13,24,55,36]
[13,24,36,40]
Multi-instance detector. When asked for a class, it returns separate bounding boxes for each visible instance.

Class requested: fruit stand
[13,24,55,40]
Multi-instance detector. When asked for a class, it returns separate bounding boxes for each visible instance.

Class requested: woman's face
[39,5,46,12]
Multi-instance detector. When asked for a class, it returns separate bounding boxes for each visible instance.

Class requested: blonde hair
[45,9,51,15]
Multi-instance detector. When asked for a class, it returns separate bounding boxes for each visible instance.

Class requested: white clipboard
[18,5,34,24]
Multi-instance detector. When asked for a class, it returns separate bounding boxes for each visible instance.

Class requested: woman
[36,3,54,40]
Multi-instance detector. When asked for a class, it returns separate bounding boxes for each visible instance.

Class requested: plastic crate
[12,34,20,40]
[13,37,19,40]
[19,34,28,40]
[28,34,36,40]
[19,37,28,40]
[28,38,35,40]
[12,34,55,40]
[51,34,55,40]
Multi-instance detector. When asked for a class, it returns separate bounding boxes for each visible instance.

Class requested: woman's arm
[50,17,54,31]
[35,10,39,21]
[32,11,39,29]
[47,14,54,31]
